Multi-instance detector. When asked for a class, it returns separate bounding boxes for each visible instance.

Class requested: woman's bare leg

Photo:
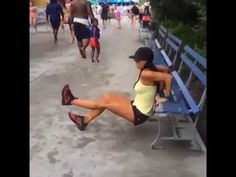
[53,28,58,42]
[77,41,85,58]
[61,22,65,33]
[86,93,134,123]
[82,38,89,58]
[103,20,106,29]
[71,99,100,109]
[30,17,32,29]
[119,20,121,29]
[96,47,100,62]
[133,16,136,29]
[33,18,37,32]
[71,30,75,43]
[72,93,135,124]
[131,16,133,29]
[91,47,95,62]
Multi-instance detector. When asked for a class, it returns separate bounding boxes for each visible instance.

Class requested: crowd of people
[30,0,151,63]
[30,0,172,132]
[95,1,151,30]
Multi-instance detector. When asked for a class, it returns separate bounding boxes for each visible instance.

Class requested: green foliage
[150,0,206,56]
[149,0,206,143]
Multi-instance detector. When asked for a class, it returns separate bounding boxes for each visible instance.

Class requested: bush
[149,0,206,56]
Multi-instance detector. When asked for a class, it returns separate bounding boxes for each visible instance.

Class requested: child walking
[89,18,100,63]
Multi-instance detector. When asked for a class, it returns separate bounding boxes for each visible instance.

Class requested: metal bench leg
[151,114,179,150]
[168,114,178,139]
[190,139,202,151]
[151,118,163,149]
[187,116,206,152]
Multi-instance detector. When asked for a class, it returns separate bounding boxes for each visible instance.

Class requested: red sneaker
[62,85,77,105]
[68,112,88,131]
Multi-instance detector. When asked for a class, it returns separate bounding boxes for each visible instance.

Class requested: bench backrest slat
[181,54,206,86]
[172,71,200,114]
[166,38,179,52]
[160,50,173,67]
[154,39,162,49]
[160,25,167,34]
[168,32,182,45]
[184,45,206,68]
[177,45,207,112]
[164,32,183,68]
[158,25,168,46]
[180,45,207,86]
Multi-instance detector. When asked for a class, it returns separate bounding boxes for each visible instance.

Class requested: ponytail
[143,60,157,71]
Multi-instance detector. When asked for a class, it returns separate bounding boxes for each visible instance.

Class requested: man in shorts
[70,0,95,58]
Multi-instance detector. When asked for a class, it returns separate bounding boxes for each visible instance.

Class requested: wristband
[165,95,171,102]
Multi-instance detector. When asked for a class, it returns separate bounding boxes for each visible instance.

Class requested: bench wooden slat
[184,45,206,68]
[166,38,179,52]
[155,80,191,115]
[160,50,173,67]
[158,30,165,38]
[160,25,167,33]
[172,71,200,114]
[154,39,162,49]
[154,71,200,115]
[167,33,182,45]
[181,54,206,86]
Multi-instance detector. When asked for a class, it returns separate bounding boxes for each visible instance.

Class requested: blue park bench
[163,32,183,70]
[144,28,207,152]
[151,30,183,69]
[156,25,168,48]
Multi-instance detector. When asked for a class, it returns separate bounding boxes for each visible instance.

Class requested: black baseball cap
[129,47,153,61]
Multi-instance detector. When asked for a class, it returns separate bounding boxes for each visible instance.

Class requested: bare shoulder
[141,69,171,82]
[141,69,155,76]
[140,69,156,80]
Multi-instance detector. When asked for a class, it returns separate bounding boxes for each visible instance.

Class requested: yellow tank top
[133,80,157,116]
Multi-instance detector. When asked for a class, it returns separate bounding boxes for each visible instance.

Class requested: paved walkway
[30,17,206,177]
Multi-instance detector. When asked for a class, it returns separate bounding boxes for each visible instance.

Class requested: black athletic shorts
[73,22,90,42]
[131,101,149,126]
[50,19,60,30]
[101,13,108,20]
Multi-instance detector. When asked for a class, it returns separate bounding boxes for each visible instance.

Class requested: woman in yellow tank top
[61,47,172,130]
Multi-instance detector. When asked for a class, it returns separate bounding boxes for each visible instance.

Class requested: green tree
[150,0,206,55]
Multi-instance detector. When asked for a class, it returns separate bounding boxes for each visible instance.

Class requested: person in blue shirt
[89,18,100,63]
[46,0,64,42]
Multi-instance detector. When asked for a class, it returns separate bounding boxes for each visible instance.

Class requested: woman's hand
[155,95,167,105]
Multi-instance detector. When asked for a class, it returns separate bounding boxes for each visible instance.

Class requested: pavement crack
[30,63,59,83]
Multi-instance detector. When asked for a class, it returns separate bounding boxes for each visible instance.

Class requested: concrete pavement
[30,17,206,177]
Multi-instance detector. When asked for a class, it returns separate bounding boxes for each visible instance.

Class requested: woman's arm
[46,6,49,22]
[141,70,172,97]
[155,65,170,73]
